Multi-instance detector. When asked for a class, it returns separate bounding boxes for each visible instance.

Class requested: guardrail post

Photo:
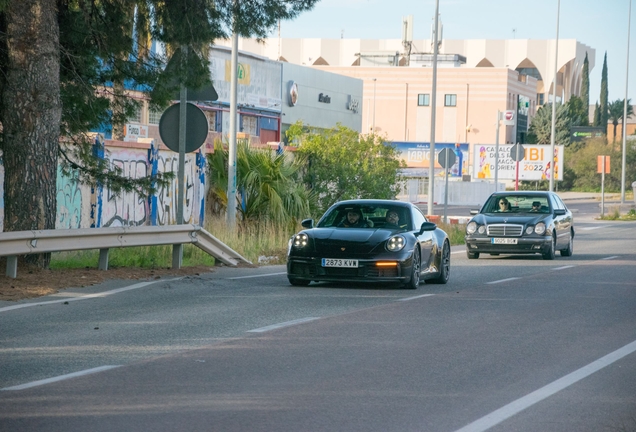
[172,244,183,269]
[6,256,18,278]
[98,248,109,270]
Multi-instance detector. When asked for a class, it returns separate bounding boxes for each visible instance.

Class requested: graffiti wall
[0,140,207,232]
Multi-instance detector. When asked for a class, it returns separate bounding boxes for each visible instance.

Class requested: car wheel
[542,235,556,260]
[404,248,421,289]
[560,231,573,257]
[288,277,310,286]
[467,251,480,259]
[428,241,450,284]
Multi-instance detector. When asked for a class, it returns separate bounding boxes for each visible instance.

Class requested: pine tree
[581,52,590,124]
[0,0,320,267]
[593,102,601,127]
[600,52,609,131]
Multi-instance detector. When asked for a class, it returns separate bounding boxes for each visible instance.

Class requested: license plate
[322,258,359,268]
[492,238,518,244]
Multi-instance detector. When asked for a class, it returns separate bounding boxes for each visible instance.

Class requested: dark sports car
[464,191,574,260]
[287,200,450,288]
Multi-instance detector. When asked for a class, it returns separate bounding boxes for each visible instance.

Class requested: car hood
[472,213,550,225]
[305,228,396,255]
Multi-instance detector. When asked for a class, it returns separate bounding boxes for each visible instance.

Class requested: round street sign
[159,102,209,153]
[437,148,457,169]
[509,143,525,162]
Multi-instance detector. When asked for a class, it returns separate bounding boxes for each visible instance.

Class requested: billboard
[472,144,564,181]
[390,142,469,177]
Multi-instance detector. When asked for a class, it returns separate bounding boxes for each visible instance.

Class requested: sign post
[438,148,456,224]
[509,143,525,191]
[597,155,610,216]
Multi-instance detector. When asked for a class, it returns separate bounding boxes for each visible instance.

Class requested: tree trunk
[1,0,61,267]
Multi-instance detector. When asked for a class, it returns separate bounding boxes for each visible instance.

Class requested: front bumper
[287,255,414,283]
[465,236,552,255]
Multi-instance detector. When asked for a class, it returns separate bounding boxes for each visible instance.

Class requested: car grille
[290,262,399,279]
[487,224,523,236]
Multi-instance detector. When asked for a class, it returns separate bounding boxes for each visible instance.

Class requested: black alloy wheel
[404,248,421,289]
[428,241,450,284]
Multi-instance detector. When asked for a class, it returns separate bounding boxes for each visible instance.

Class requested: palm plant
[608,99,634,145]
[207,140,315,228]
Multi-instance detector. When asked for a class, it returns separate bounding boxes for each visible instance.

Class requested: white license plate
[492,238,518,244]
[322,258,359,268]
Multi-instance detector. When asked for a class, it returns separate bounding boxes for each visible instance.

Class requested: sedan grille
[487,224,523,237]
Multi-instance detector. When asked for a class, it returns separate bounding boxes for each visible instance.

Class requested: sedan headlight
[466,221,478,235]
[534,222,546,235]
[292,233,309,248]
[386,235,406,252]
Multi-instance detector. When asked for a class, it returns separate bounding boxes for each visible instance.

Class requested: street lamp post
[427,0,440,217]
[622,0,632,203]
[549,0,560,192]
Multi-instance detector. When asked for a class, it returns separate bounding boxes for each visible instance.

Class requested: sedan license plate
[322,258,358,268]
[491,238,518,244]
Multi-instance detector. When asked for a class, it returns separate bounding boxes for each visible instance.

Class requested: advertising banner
[472,144,564,181]
[391,142,469,178]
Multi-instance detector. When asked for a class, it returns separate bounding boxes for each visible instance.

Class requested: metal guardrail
[0,225,251,278]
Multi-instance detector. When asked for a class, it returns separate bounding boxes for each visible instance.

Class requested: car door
[550,194,571,248]
[413,207,433,266]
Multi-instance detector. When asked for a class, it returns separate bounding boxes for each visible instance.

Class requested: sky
[277,0,635,104]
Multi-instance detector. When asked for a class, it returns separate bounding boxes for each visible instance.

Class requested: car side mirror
[470,209,479,215]
[553,209,566,216]
[301,219,314,228]
[418,221,437,234]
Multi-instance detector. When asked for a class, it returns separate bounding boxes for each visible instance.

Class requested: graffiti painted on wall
[56,166,84,229]
[0,141,207,231]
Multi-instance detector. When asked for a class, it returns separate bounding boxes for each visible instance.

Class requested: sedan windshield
[484,196,550,214]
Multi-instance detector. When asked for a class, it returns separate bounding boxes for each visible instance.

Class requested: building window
[538,93,545,106]
[444,94,457,107]
[417,94,430,106]
[127,104,142,123]
[242,115,258,135]
[148,108,162,125]
[205,111,217,131]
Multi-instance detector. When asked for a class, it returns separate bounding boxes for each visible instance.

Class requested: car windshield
[317,204,411,230]
[484,196,550,214]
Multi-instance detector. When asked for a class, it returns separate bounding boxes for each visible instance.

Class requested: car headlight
[478,225,486,234]
[466,221,477,235]
[534,222,546,235]
[386,235,405,252]
[292,233,309,248]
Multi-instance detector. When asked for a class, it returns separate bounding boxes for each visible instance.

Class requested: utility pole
[227,31,239,229]
[549,0,560,192]
[427,0,440,217]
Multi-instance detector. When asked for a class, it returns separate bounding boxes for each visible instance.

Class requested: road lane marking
[397,294,435,301]
[453,339,636,432]
[0,280,173,314]
[247,317,320,333]
[551,265,576,271]
[485,277,520,285]
[1,365,121,391]
[602,256,619,260]
[581,226,604,230]
[228,272,286,280]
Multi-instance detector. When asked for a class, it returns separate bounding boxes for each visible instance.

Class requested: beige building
[215,38,595,147]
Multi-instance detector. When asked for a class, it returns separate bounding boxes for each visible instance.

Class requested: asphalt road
[1,204,635,432]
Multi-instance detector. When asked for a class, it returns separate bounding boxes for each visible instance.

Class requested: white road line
[485,277,520,285]
[397,294,435,301]
[602,256,619,260]
[551,265,576,271]
[228,272,286,280]
[247,317,320,333]
[0,280,174,314]
[1,365,121,391]
[581,226,604,230]
[453,339,636,432]
[451,250,465,254]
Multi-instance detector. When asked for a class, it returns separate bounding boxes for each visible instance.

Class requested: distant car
[287,200,451,288]
[464,191,574,260]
